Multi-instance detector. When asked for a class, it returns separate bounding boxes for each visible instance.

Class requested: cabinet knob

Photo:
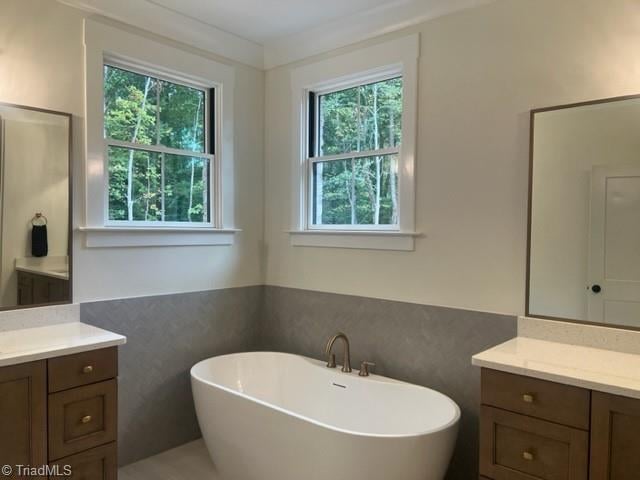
[522,451,534,461]
[82,365,94,374]
[81,415,92,424]
[522,393,535,403]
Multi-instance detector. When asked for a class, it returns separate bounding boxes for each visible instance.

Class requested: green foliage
[313,77,402,225]
[104,65,208,222]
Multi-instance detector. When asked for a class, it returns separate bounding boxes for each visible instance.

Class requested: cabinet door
[591,392,640,480]
[0,361,47,478]
[47,278,69,303]
[32,276,50,305]
[48,443,117,480]
[17,272,34,305]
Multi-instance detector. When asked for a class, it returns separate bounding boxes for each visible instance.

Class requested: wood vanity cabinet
[0,347,118,480]
[17,271,69,306]
[480,368,640,480]
[590,391,640,480]
[0,361,47,478]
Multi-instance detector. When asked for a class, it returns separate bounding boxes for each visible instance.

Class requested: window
[103,64,214,226]
[309,76,403,228]
[289,34,419,250]
[83,20,236,247]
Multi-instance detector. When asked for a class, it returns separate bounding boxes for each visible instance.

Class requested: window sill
[78,226,240,248]
[288,230,420,251]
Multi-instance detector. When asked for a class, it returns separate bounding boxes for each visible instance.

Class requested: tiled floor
[119,440,217,480]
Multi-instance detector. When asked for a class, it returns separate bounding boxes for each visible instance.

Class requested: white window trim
[82,19,238,247]
[289,34,420,251]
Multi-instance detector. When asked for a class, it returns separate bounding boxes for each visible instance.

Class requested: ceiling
[59,0,493,68]
[147,0,404,44]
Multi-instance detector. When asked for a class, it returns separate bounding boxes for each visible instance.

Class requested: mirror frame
[525,93,640,330]
[0,102,73,312]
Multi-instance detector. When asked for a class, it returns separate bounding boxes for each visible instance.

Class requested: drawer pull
[522,393,535,403]
[80,415,92,424]
[522,451,535,461]
[82,365,94,374]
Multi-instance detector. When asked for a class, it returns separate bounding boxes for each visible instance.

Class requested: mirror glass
[528,96,640,328]
[0,104,71,309]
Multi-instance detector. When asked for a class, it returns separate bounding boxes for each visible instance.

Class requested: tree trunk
[187,97,202,222]
[144,155,151,220]
[202,163,208,223]
[126,155,135,221]
[160,154,166,222]
[350,160,356,224]
[188,159,195,222]
[315,162,324,224]
[373,83,381,224]
[127,77,152,221]
[389,107,398,224]
[348,87,363,224]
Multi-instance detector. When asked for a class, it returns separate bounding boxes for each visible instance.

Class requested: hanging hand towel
[32,224,48,257]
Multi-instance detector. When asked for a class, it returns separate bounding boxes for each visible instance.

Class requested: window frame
[82,19,237,247]
[305,70,404,231]
[289,34,420,251]
[102,58,217,229]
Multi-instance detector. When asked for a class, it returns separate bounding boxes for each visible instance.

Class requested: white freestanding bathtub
[191,352,460,480]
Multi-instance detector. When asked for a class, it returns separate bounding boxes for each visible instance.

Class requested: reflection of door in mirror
[0,104,71,310]
[528,95,640,329]
[588,166,640,326]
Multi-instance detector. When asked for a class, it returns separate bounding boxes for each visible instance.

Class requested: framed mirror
[0,103,72,310]
[527,94,640,329]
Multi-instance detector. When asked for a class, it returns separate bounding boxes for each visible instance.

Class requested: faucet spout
[325,332,352,373]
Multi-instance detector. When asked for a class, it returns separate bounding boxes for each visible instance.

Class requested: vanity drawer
[48,380,117,460]
[48,347,117,393]
[481,368,590,430]
[480,406,588,480]
[48,443,117,480]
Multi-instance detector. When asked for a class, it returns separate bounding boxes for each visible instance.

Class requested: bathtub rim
[191,351,461,439]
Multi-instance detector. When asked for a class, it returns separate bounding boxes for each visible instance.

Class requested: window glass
[104,64,210,223]
[312,154,398,226]
[319,77,403,156]
[163,154,210,223]
[104,66,158,145]
[107,146,162,222]
[159,81,205,153]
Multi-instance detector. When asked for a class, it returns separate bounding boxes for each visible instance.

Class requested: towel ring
[31,213,47,226]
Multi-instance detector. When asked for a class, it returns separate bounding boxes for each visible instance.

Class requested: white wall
[0,0,265,303]
[0,113,69,305]
[3,0,640,315]
[264,0,640,315]
[530,100,640,320]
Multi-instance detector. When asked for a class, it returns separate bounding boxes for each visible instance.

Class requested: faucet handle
[326,353,336,368]
[358,361,376,377]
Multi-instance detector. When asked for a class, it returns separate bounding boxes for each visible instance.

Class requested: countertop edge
[0,334,126,368]
[472,354,640,401]
[15,265,70,281]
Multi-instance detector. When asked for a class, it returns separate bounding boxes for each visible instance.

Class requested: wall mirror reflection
[0,103,71,309]
[528,95,640,328]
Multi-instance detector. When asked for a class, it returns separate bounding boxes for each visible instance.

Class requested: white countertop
[472,337,640,400]
[0,322,126,367]
[16,265,69,281]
